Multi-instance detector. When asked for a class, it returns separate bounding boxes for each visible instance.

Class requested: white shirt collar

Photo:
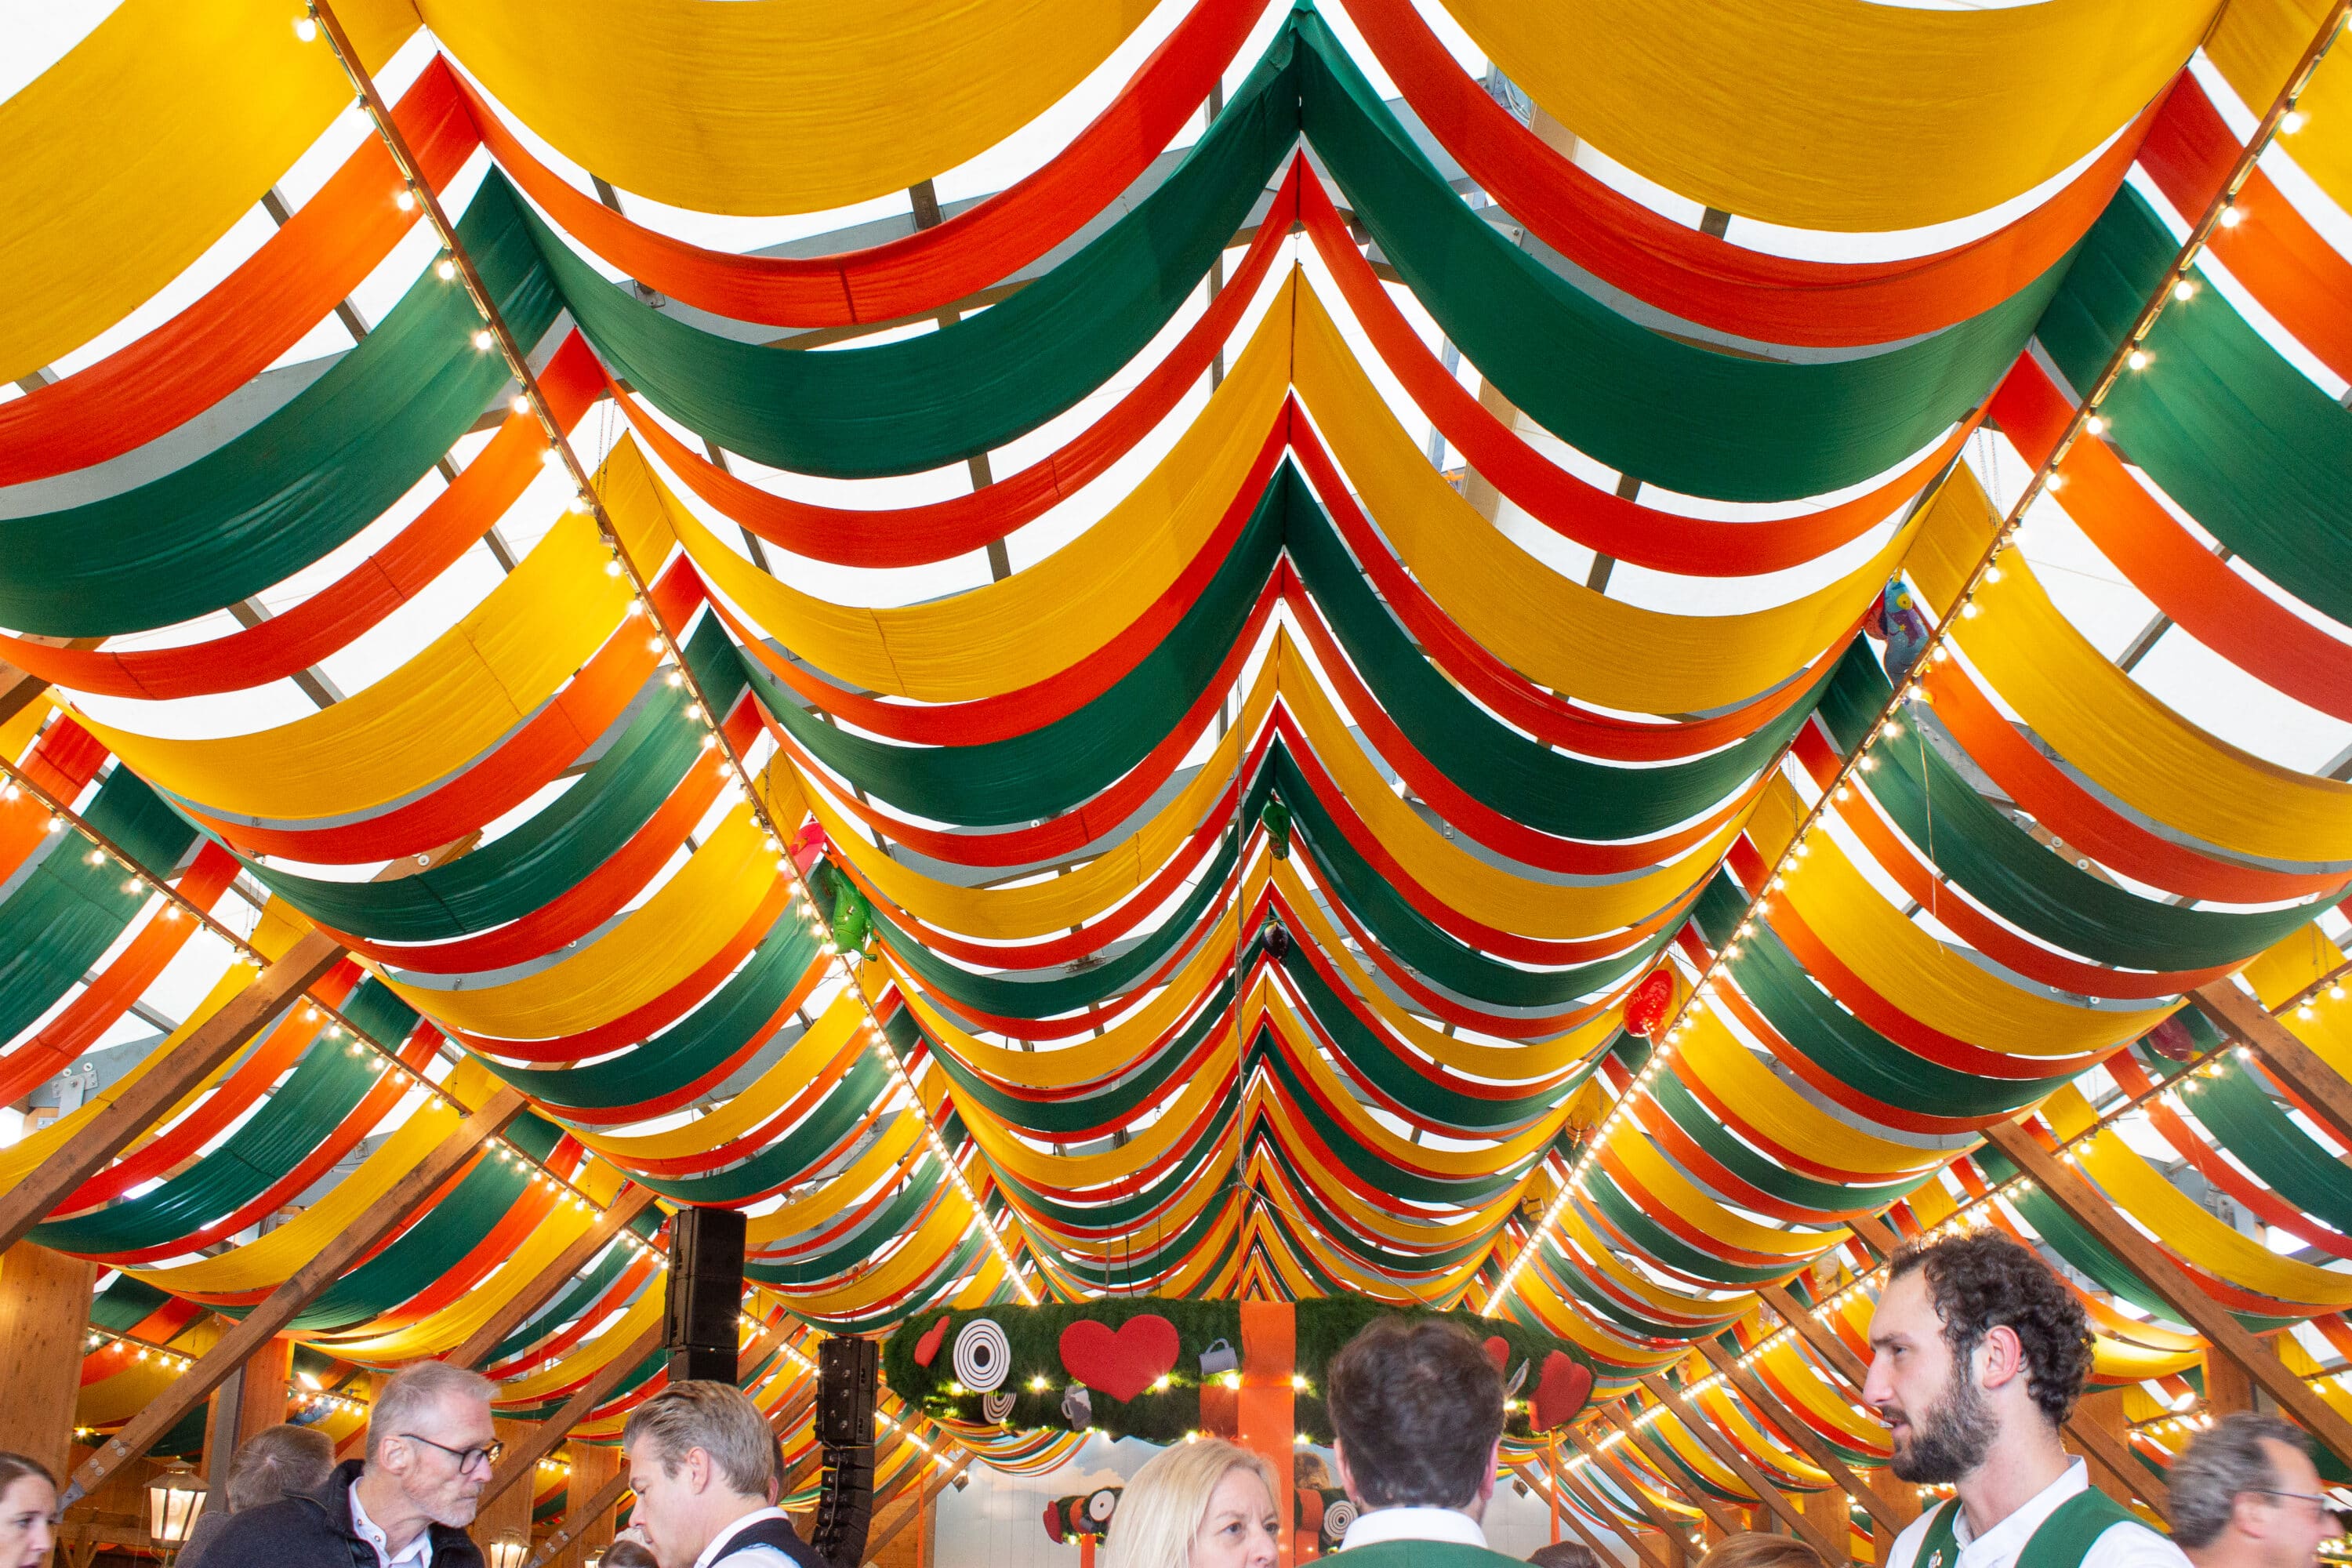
[1952,1458,2091,1556]
[1338,1505,1489,1552]
[348,1483,434,1568]
[695,1506,790,1568]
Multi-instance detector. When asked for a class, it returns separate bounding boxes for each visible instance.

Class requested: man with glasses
[205,1359,499,1566]
[2172,1414,2339,1568]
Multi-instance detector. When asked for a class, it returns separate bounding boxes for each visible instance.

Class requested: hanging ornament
[1061,1383,1094,1429]
[1622,965,1681,1039]
[913,1316,952,1368]
[1086,1489,1120,1528]
[1261,917,1290,963]
[1322,1497,1358,1546]
[2146,1014,2198,1062]
[787,821,830,874]
[1868,575,1932,681]
[1260,796,1294,861]
[1530,1352,1594,1431]
[953,1318,1012,1392]
[1059,1315,1181,1403]
[982,1392,1016,1424]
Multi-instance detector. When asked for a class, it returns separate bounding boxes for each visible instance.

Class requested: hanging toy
[1260,795,1294,861]
[1261,917,1290,963]
[1621,964,1681,1039]
[1868,575,1932,681]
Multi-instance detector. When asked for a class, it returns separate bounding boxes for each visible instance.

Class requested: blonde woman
[1104,1439,1280,1568]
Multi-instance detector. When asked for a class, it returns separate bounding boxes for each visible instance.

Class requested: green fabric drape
[0,178,561,637]
[1644,1065,1930,1218]
[1293,9,2058,503]
[2034,187,2352,628]
[0,766,197,1045]
[1820,647,2318,970]
[245,617,745,943]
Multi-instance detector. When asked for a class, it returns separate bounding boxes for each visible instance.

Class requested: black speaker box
[663,1205,746,1383]
[811,1442,876,1568]
[816,1335,880,1446]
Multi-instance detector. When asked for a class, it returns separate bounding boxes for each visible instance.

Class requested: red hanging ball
[1623,967,1676,1038]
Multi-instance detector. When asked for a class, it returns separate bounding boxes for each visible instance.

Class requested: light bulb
[2173,280,2196,302]
[2219,205,2243,228]
[434,258,456,281]
[510,394,531,416]
[2084,414,2106,436]
[292,15,318,41]
[2282,109,2308,134]
[394,188,416,212]
[472,329,495,351]
[2128,349,2150,371]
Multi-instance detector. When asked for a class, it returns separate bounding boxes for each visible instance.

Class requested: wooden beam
[2194,982,2352,1154]
[1982,1120,2352,1466]
[0,929,345,1253]
[451,1186,659,1369]
[0,1243,96,1477]
[477,1322,665,1513]
[862,1450,973,1561]
[1554,1462,1671,1568]
[63,1087,528,1503]
[1692,1338,1904,1532]
[1638,1374,1845,1563]
[1599,1406,1746,1541]
[524,1468,634,1568]
[1563,1422,1685,1541]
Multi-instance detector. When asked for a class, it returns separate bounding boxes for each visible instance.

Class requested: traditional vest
[1913,1487,2151,1568]
[711,1516,831,1568]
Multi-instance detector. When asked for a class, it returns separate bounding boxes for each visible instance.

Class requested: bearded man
[1865,1231,2190,1568]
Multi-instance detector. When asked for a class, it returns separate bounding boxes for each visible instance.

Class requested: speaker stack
[662,1206,747,1386]
[811,1336,880,1568]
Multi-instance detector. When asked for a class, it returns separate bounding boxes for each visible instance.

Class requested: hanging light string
[1487,8,2351,1316]
[303,0,1036,1306]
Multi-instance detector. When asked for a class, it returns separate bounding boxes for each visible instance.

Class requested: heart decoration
[913,1315,951,1368]
[1530,1351,1594,1432]
[1059,1314,1181,1403]
[1483,1337,1509,1375]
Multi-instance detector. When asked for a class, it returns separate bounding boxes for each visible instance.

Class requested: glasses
[398,1433,504,1475]
[2251,1490,2333,1518]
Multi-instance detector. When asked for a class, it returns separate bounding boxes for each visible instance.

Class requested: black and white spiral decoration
[982,1392,1016,1424]
[1322,1499,1357,1547]
[952,1317,1011,1392]
[1087,1489,1120,1526]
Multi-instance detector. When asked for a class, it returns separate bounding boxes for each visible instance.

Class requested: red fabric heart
[1058,1314,1181,1403]
[1532,1352,1593,1431]
[913,1315,951,1368]
[1483,1337,1509,1374]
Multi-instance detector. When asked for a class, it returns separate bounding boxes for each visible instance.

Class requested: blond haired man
[623,1381,826,1568]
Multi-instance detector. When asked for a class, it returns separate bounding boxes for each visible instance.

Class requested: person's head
[622,1381,776,1567]
[1528,1541,1602,1568]
[1697,1533,1828,1568]
[1327,1317,1504,1518]
[601,1541,661,1568]
[2170,1414,2336,1568]
[1294,1452,1333,1492]
[226,1422,336,1512]
[1864,1232,2092,1484]
[1102,1439,1278,1568]
[364,1360,499,1528]
[767,1432,785,1506]
[0,1454,56,1568]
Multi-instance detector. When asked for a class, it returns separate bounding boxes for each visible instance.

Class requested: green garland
[880,1298,1588,1445]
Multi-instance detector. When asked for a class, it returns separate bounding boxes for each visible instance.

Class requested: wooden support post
[2069,1388,2169,1520]
[1802,1484,1850,1565]
[477,1323,665,1514]
[1982,1121,2352,1467]
[1693,1338,1905,1532]
[2194,982,2352,1154]
[471,1414,541,1559]
[552,1442,622,1568]
[0,930,347,1253]
[1600,1406,1747,1541]
[0,1243,96,1477]
[2205,1350,2255,1416]
[450,1186,659,1370]
[525,1465,633,1568]
[1638,1374,1844,1563]
[61,1087,527,1504]
[203,1333,294,1489]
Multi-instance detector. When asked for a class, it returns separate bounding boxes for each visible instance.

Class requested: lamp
[488,1527,530,1568]
[147,1461,209,1556]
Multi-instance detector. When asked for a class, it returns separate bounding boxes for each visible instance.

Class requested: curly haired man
[1865,1231,2190,1568]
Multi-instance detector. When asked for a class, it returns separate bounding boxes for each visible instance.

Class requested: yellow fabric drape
[1439,0,2212,231]
[1293,286,1912,714]
[0,0,416,386]
[321,1204,601,1362]
[743,1117,925,1246]
[1260,849,1621,1081]
[771,1187,990,1313]
[2239,925,2352,1081]
[496,1283,667,1403]
[611,307,1289,702]
[127,1059,503,1298]
[926,1031,1236,1191]
[1751,779,2176,1059]
[1247,1141,1522,1252]
[794,655,1269,942]
[79,517,631,824]
[1912,468,2352,864]
[1555,1205,1751,1328]
[1672,1009,1956,1181]
[384,808,773,1040]
[1275,633,1741,938]
[1752,1338,1889,1451]
[415,0,1151,216]
[566,989,864,1163]
[1610,1130,1843,1264]
[2208,0,2352,217]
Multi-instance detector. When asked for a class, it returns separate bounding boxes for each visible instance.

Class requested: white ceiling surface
[2,0,2349,1061]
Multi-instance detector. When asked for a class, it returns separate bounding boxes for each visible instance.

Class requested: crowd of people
[0,1232,2338,1568]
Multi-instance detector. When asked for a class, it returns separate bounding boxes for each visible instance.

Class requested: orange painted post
[1240,1301,1298,1568]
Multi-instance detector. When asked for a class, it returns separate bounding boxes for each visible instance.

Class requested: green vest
[1913,1486,2154,1568]
[1325,1538,1532,1568]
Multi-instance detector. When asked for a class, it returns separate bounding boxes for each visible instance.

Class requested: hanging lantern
[146,1461,209,1548]
[488,1528,530,1568]
[1621,965,1680,1039]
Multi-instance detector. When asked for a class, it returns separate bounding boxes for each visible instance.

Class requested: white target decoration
[1322,1499,1357,1545]
[982,1392,1016,1424]
[953,1317,1012,1392]
[1087,1489,1120,1525]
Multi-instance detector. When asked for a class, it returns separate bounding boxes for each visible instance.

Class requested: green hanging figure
[1260,794,1293,861]
[806,856,874,957]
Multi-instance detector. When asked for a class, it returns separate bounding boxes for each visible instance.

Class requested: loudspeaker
[811,1440,876,1568]
[663,1206,746,1385]
[816,1336,880,1446]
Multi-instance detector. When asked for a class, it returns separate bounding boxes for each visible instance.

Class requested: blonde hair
[1698,1532,1828,1568]
[1102,1441,1278,1568]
